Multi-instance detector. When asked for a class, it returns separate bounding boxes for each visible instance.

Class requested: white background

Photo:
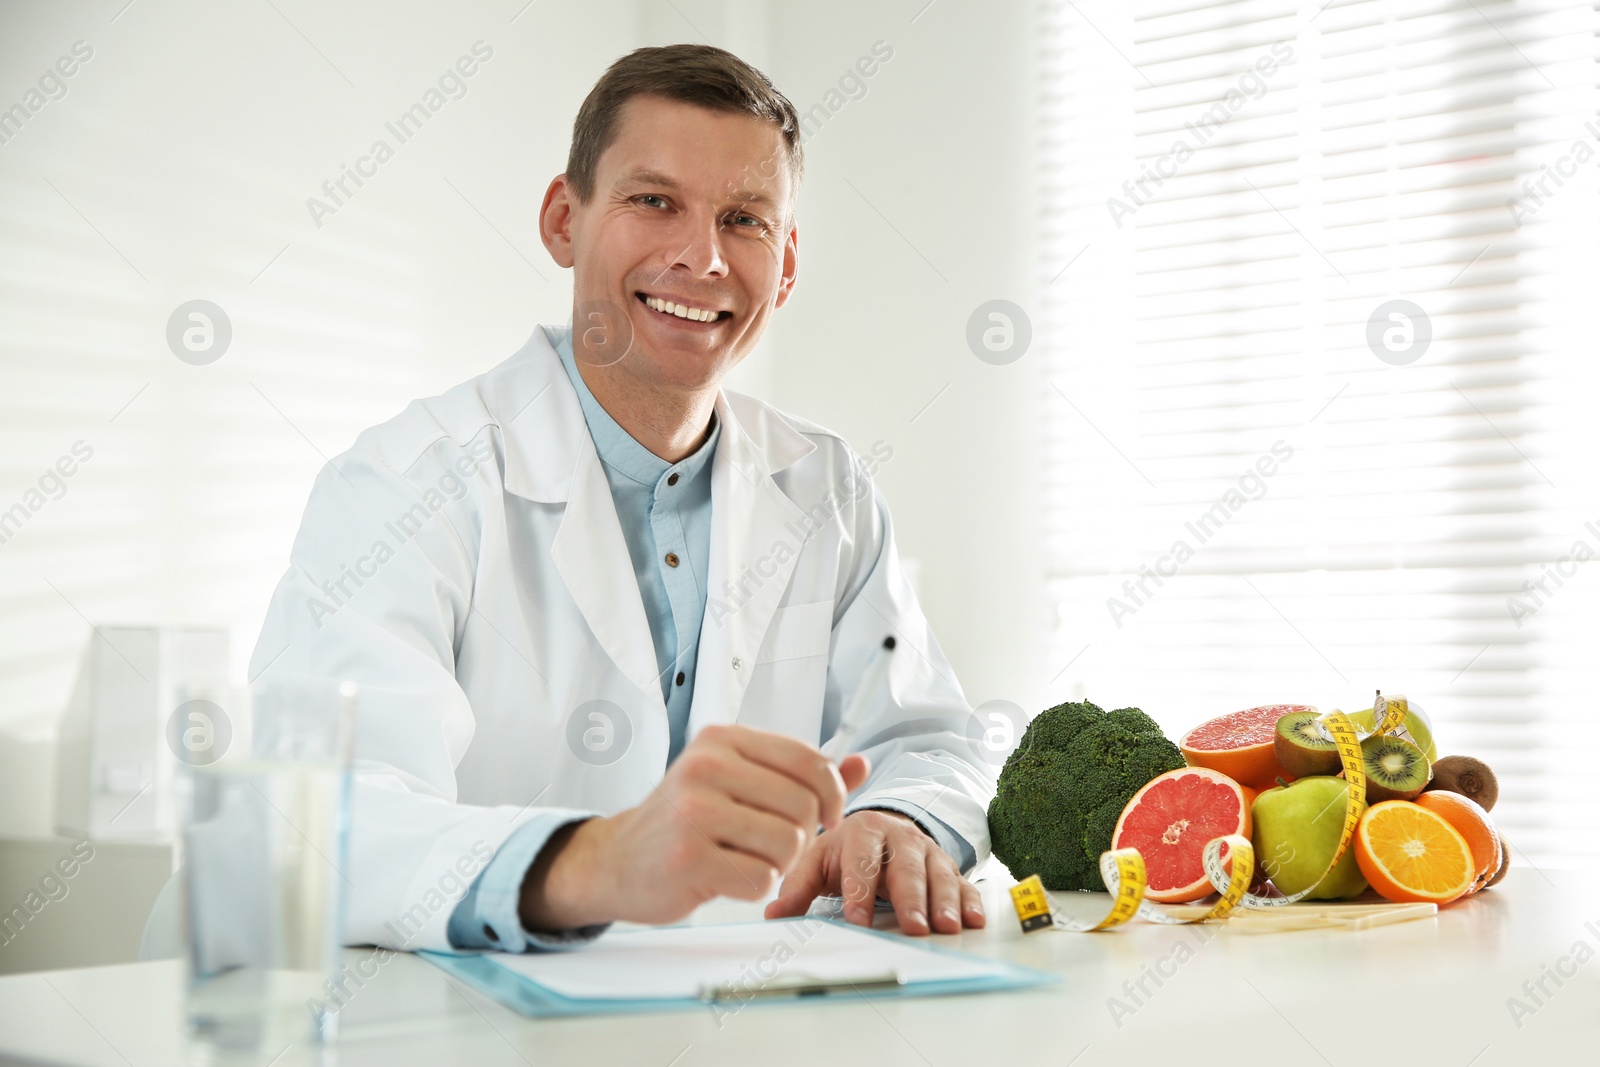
[0,0,1044,834]
[2,0,1593,878]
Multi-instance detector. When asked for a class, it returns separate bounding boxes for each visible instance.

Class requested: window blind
[0,142,440,784]
[1040,0,1600,869]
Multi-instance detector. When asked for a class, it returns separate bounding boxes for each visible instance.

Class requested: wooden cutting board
[1157,900,1438,930]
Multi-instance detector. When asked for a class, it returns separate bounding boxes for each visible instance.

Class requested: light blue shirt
[554,327,719,749]
[447,326,971,953]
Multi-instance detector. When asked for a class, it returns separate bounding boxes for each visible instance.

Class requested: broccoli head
[986,699,1185,892]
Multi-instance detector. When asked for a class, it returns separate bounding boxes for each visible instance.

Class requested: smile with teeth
[639,293,728,323]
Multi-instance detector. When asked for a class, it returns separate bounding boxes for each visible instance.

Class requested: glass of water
[177,675,356,1058]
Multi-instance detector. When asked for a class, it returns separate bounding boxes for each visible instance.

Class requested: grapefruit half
[1112,767,1252,903]
[1180,704,1314,790]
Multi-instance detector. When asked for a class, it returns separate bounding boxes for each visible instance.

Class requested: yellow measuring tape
[1009,693,1409,932]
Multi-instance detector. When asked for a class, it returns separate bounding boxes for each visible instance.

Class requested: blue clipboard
[418,916,1060,1018]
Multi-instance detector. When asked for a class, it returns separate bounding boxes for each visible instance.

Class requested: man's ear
[772,223,799,309]
[539,175,577,269]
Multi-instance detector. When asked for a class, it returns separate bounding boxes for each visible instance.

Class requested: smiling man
[248,43,994,954]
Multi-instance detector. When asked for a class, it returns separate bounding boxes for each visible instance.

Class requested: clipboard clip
[697,970,905,1003]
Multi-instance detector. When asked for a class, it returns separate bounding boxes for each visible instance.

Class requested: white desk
[0,868,1591,1065]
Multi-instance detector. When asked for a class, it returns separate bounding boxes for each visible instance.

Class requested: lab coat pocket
[741,600,833,736]
[755,600,834,662]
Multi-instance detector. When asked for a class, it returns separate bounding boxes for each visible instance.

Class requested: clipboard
[418,917,1059,1018]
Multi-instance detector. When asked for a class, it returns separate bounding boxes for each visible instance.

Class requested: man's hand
[762,809,986,936]
[519,724,871,931]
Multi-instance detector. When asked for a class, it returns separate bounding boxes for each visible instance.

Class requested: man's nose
[668,209,729,278]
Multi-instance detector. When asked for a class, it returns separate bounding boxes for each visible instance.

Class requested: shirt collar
[554,326,720,489]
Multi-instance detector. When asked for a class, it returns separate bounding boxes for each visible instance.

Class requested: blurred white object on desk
[53,625,229,842]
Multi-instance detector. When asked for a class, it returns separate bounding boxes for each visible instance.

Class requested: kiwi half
[1360,735,1430,802]
[1274,711,1340,778]
[1426,754,1499,812]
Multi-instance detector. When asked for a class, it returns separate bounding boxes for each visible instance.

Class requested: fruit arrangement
[985,694,1510,921]
[987,691,1508,913]
[1171,692,1506,906]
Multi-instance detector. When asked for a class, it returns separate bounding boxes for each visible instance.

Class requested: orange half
[1354,800,1475,905]
[1415,790,1501,893]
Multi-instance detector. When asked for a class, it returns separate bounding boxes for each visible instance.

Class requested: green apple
[1251,776,1369,900]
[1349,703,1437,762]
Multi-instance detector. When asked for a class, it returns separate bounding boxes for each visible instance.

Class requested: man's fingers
[925,853,964,934]
[706,847,781,902]
[882,836,930,935]
[700,752,822,834]
[837,825,888,927]
[837,752,871,792]
[960,880,986,928]
[675,792,808,875]
[715,726,850,830]
[764,839,830,919]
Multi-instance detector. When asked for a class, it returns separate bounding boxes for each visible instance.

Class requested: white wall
[0,0,629,831]
[760,1,1046,717]
[0,0,1045,834]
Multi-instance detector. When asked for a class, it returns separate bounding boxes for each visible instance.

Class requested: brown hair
[565,44,803,219]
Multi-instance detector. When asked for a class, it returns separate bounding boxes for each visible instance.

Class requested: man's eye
[635,194,668,209]
[731,214,767,230]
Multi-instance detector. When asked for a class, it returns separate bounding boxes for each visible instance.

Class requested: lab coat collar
[495,324,816,504]
[503,323,819,713]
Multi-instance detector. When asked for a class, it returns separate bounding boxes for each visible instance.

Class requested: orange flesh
[1357,802,1474,904]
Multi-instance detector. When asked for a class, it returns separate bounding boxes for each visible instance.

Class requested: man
[250,43,993,953]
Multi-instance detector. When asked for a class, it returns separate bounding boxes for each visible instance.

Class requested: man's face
[541,95,798,393]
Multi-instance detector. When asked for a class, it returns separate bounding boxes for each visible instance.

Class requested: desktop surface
[0,867,1589,1065]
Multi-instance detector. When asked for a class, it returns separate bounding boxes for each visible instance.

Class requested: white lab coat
[247,325,995,952]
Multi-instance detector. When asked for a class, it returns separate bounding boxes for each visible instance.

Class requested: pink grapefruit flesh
[1180,704,1315,791]
[1112,767,1252,903]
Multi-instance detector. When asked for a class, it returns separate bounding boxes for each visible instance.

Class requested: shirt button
[732,657,742,670]
[665,552,679,567]
[482,924,499,942]
[667,472,680,486]
[675,671,686,686]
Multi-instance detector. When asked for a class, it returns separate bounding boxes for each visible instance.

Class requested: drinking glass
[177,675,356,1058]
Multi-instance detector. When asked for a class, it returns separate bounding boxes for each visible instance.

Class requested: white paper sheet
[483,919,1010,1001]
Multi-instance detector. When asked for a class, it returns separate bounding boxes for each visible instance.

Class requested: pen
[820,635,895,762]
[698,970,905,1002]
